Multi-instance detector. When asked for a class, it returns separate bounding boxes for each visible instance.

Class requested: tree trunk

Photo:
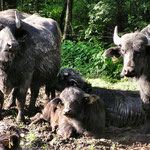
[35,0,39,13]
[63,0,73,40]
[1,0,5,10]
[59,0,67,32]
[5,0,17,9]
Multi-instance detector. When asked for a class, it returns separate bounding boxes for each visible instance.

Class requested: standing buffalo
[0,9,61,122]
[31,87,105,138]
[104,25,150,133]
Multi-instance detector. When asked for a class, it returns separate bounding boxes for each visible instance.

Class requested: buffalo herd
[0,9,150,148]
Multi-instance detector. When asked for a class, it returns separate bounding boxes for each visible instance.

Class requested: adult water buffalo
[90,87,145,127]
[0,9,61,122]
[104,25,150,133]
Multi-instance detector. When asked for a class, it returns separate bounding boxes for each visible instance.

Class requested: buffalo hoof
[16,115,25,123]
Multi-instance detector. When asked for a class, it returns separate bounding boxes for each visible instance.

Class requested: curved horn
[15,11,21,28]
[113,26,121,45]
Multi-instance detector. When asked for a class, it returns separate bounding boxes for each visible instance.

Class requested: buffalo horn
[15,11,21,29]
[113,26,121,45]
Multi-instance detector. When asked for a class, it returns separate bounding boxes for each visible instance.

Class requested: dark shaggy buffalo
[0,9,61,122]
[90,87,145,127]
[104,25,150,132]
[57,69,145,127]
[31,87,105,138]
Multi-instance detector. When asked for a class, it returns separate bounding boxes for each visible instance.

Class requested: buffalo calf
[31,87,105,138]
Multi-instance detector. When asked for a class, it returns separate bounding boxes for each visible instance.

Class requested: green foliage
[17,0,64,23]
[85,0,117,40]
[62,40,123,78]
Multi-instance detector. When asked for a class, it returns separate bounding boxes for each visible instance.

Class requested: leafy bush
[62,40,123,79]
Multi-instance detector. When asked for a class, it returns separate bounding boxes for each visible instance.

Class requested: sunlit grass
[87,77,139,91]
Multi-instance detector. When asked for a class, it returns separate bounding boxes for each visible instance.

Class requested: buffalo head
[56,68,92,93]
[0,11,28,62]
[104,26,150,78]
[57,87,99,118]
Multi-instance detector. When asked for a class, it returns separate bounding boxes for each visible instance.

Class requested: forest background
[1,0,150,80]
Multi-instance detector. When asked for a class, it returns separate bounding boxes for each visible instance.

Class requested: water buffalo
[57,69,145,127]
[0,9,61,122]
[31,87,105,138]
[58,69,145,127]
[104,25,150,132]
[90,87,145,127]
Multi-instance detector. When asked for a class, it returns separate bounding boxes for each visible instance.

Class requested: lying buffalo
[31,87,105,138]
[90,87,145,127]
[104,25,150,132]
[57,69,145,127]
[0,9,61,122]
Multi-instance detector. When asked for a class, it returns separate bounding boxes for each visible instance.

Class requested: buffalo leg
[16,73,32,122]
[6,88,17,109]
[16,89,27,123]
[28,83,40,113]
[45,84,55,99]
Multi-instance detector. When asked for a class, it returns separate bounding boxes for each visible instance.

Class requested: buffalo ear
[59,71,69,80]
[88,94,100,104]
[51,97,63,108]
[103,46,121,58]
[51,97,62,105]
[83,93,99,104]
[68,79,78,86]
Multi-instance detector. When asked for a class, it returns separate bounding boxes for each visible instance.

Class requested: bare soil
[1,87,150,150]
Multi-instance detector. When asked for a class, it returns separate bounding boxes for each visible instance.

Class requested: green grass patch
[87,77,138,91]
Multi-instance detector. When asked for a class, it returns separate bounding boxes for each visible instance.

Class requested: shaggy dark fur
[31,87,105,138]
[0,9,61,122]
[90,87,145,127]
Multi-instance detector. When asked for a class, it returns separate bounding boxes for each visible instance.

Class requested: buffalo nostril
[7,42,19,50]
[123,68,135,77]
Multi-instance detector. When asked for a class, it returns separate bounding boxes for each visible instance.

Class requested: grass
[87,77,139,91]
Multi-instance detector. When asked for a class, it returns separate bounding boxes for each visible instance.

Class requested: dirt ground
[1,87,150,150]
